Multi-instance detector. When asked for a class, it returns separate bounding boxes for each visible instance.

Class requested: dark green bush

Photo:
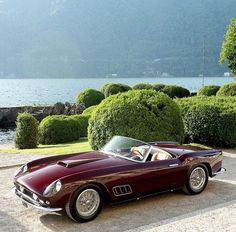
[197,85,220,96]
[190,92,197,96]
[70,115,90,137]
[88,90,184,150]
[76,89,104,108]
[161,85,190,98]
[82,105,97,116]
[39,115,80,144]
[101,83,131,98]
[14,113,39,149]
[217,83,236,96]
[176,96,236,147]
[153,84,165,91]
[132,83,154,90]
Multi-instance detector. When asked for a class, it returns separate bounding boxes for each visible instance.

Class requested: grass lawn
[0,138,92,155]
[0,136,212,155]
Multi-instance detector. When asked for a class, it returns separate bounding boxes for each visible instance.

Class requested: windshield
[101,136,151,162]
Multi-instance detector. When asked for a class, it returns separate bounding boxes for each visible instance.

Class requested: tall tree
[220,18,236,76]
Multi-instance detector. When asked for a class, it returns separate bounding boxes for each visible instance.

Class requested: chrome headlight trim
[14,164,28,176]
[43,180,62,197]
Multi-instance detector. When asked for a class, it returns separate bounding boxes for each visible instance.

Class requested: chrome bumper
[12,187,62,212]
[213,167,226,176]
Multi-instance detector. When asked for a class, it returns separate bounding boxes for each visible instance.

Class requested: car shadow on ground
[39,179,236,232]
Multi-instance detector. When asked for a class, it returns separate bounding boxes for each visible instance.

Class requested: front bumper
[212,167,226,176]
[12,187,62,212]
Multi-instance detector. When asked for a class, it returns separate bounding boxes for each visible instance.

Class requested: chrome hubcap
[76,189,100,217]
[189,167,206,191]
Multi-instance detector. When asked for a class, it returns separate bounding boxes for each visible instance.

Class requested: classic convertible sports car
[13,136,226,222]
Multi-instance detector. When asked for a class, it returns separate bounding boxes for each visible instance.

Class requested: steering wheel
[131,149,143,160]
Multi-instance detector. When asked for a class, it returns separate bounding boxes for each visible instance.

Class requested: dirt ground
[0,151,235,232]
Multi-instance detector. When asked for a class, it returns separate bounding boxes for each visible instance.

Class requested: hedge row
[101,83,131,98]
[176,96,236,147]
[197,85,220,96]
[76,83,236,110]
[38,114,90,144]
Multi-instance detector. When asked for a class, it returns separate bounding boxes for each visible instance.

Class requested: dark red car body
[13,141,225,213]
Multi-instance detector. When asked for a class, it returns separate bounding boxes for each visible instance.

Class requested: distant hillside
[0,0,235,78]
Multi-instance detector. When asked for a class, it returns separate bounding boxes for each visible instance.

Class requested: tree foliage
[220,18,236,76]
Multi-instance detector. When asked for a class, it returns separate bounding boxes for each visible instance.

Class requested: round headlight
[55,180,62,192]
[22,165,28,173]
[43,180,62,197]
[14,164,28,176]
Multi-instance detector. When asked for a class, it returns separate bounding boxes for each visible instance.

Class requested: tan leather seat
[151,152,172,161]
[131,147,147,156]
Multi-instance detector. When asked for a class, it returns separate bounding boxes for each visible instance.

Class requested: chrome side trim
[12,187,62,212]
[213,167,226,176]
[169,163,179,167]
[112,184,132,197]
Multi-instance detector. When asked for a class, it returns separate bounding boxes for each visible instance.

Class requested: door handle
[169,163,179,167]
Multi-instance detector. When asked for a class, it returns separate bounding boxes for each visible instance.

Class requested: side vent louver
[113,185,132,196]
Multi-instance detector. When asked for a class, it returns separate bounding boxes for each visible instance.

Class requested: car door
[138,158,188,193]
[104,158,187,201]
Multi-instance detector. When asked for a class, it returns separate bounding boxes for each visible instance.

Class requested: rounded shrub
[88,90,184,150]
[161,85,190,98]
[153,83,165,91]
[76,89,104,108]
[39,115,80,144]
[101,83,131,98]
[176,96,236,147]
[132,83,154,90]
[82,105,97,116]
[70,115,90,137]
[197,85,220,96]
[217,83,236,96]
[14,112,39,149]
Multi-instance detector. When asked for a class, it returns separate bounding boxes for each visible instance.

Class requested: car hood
[15,151,131,194]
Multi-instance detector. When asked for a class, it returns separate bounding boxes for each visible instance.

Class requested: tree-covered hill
[0,0,235,78]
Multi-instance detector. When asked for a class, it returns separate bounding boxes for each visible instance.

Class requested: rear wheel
[66,185,103,222]
[183,165,208,195]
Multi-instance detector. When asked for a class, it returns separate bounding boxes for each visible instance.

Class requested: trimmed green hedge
[197,85,220,96]
[153,83,165,91]
[132,83,154,90]
[176,96,236,147]
[14,113,39,149]
[101,83,131,98]
[76,89,104,108]
[161,85,190,98]
[70,115,90,137]
[217,83,236,96]
[82,105,97,116]
[39,115,80,144]
[38,114,91,144]
[88,89,184,150]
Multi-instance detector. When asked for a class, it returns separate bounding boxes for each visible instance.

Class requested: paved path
[0,151,235,232]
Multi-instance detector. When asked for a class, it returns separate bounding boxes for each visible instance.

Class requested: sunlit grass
[0,138,92,155]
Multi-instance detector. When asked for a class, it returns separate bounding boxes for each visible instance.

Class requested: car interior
[130,146,173,162]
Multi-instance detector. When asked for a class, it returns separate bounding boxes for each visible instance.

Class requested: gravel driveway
[0,151,235,232]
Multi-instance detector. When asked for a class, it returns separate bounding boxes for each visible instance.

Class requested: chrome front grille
[14,183,39,205]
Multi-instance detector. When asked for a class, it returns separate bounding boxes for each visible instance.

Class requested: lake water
[0,77,234,107]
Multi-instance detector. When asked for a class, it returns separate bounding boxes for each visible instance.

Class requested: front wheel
[183,165,208,195]
[66,185,103,222]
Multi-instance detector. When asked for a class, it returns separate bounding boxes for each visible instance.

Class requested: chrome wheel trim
[189,167,206,191]
[76,189,100,217]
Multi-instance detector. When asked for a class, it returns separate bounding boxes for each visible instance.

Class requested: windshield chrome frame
[100,136,153,163]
